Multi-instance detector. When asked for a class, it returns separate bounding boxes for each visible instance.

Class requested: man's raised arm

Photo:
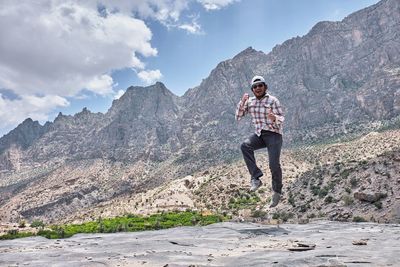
[235,93,249,121]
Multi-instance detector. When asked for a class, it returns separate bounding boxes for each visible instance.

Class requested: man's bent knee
[240,142,249,152]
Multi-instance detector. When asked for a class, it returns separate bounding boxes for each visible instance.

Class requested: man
[235,75,284,208]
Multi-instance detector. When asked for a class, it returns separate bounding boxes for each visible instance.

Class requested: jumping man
[235,75,284,208]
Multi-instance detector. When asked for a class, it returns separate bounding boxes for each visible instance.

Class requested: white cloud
[86,75,115,96]
[178,16,203,34]
[96,0,189,24]
[197,0,238,10]
[138,69,163,84]
[114,89,125,100]
[0,1,157,97]
[179,23,200,34]
[0,93,69,131]
[0,0,158,133]
[0,0,241,135]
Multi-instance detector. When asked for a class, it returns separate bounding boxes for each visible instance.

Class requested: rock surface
[0,221,399,267]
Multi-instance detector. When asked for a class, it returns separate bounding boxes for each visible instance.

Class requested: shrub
[350,177,358,187]
[307,213,316,219]
[340,169,352,179]
[251,209,267,218]
[374,201,382,209]
[324,195,334,203]
[288,193,296,207]
[272,211,294,222]
[38,229,62,239]
[228,194,260,209]
[299,204,309,213]
[342,194,354,206]
[30,220,45,228]
[318,186,329,198]
[311,185,320,196]
[353,216,367,222]
[7,229,18,235]
[0,230,33,240]
[18,220,26,228]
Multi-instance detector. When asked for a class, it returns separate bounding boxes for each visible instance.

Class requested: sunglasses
[252,83,264,89]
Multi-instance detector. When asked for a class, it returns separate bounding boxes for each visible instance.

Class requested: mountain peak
[21,118,34,124]
[75,107,91,115]
[154,81,166,87]
[233,47,260,60]
[308,21,337,35]
[0,118,48,154]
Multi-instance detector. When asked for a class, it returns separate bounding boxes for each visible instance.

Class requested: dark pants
[240,130,283,194]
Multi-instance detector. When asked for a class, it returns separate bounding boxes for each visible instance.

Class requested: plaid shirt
[235,93,284,136]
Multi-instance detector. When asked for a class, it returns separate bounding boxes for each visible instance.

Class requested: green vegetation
[377,116,400,132]
[228,193,260,209]
[318,186,329,198]
[324,195,334,204]
[30,220,45,228]
[307,213,316,219]
[373,201,383,209]
[299,204,310,213]
[288,193,296,207]
[311,185,321,196]
[0,230,34,240]
[251,209,267,218]
[353,216,368,222]
[350,177,358,187]
[0,211,228,240]
[340,169,352,179]
[18,220,26,228]
[311,184,333,198]
[272,211,294,222]
[342,194,354,206]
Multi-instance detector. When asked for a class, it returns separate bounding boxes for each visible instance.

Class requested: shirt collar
[255,92,269,101]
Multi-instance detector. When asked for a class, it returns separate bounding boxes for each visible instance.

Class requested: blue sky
[0,0,379,137]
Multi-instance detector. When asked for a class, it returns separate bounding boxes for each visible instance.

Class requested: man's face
[252,83,266,98]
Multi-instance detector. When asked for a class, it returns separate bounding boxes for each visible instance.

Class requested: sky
[0,0,379,137]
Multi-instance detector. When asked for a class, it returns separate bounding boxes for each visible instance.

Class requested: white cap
[251,75,266,87]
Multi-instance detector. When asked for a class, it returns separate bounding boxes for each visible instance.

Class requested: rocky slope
[193,130,400,224]
[0,0,399,224]
[2,129,394,226]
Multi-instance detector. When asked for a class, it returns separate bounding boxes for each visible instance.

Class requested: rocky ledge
[0,220,399,267]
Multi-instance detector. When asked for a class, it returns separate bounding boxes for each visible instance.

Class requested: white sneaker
[250,178,262,192]
[269,192,281,208]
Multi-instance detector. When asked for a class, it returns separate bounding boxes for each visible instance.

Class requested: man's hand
[240,93,249,110]
[241,93,249,102]
[267,107,276,122]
